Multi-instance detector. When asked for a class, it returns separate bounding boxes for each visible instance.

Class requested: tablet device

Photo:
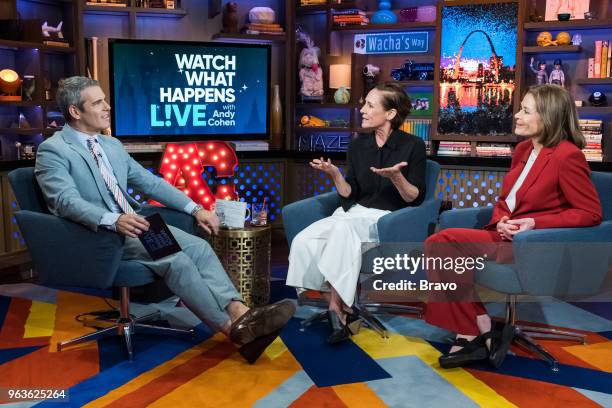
[138,213,182,260]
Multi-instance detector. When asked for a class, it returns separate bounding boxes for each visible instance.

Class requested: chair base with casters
[500,295,586,372]
[57,287,195,361]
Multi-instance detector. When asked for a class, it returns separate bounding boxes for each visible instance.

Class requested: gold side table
[210,225,271,307]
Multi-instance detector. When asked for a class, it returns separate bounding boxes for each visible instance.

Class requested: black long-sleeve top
[340,129,427,212]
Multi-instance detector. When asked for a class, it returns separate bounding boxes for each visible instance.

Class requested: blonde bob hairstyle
[525,84,585,149]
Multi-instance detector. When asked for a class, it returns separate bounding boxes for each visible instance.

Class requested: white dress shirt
[505,149,538,213]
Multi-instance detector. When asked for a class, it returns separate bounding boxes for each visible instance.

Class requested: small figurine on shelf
[296,27,323,101]
[222,2,239,34]
[571,33,582,46]
[549,59,565,87]
[42,21,63,39]
[529,58,548,85]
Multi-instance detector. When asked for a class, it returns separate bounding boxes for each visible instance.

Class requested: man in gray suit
[35,76,294,363]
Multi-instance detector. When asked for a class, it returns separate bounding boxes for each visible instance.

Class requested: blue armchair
[438,171,612,371]
[8,167,195,361]
[283,160,441,337]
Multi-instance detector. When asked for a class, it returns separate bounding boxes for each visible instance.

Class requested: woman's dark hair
[526,84,585,149]
[373,83,411,130]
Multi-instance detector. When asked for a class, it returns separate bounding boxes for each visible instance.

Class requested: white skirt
[286,204,390,306]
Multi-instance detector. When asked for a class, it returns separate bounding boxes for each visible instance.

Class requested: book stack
[437,141,472,156]
[43,39,70,47]
[245,23,284,36]
[579,119,603,162]
[86,0,127,6]
[400,119,431,152]
[231,141,269,151]
[475,143,513,157]
[587,40,612,78]
[300,0,326,5]
[332,9,369,27]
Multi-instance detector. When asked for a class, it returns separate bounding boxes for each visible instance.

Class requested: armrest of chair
[513,221,612,242]
[377,199,441,243]
[139,205,197,235]
[512,221,612,296]
[15,210,123,289]
[439,207,494,230]
[282,192,341,246]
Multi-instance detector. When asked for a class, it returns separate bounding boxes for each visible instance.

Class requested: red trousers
[424,228,506,335]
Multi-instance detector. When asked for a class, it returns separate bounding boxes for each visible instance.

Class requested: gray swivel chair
[438,171,612,370]
[8,167,195,361]
[282,160,441,337]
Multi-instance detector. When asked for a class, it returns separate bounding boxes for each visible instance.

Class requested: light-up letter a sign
[158,142,238,210]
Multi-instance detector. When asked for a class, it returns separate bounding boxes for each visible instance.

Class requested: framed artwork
[545,0,590,21]
[438,2,518,136]
[407,91,433,117]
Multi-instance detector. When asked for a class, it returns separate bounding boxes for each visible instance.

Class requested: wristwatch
[191,204,204,216]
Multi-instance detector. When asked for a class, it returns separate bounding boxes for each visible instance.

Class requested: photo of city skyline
[438,2,518,136]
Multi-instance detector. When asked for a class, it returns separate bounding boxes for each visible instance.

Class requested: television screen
[108,39,271,141]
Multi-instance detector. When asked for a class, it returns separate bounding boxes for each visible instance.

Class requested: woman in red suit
[425,84,602,369]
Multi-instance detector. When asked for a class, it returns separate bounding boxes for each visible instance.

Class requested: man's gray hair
[56,76,100,122]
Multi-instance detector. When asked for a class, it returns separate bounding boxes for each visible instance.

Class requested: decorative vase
[371,1,397,25]
[334,87,351,104]
[270,84,283,149]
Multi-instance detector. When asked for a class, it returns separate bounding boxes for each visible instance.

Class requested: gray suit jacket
[35,125,191,231]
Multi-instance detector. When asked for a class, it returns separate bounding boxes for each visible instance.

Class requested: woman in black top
[286,83,427,343]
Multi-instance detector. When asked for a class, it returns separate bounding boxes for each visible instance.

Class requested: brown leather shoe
[229,300,296,346]
[238,329,281,364]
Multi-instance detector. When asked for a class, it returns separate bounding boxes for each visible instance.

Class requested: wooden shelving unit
[522,45,582,53]
[577,106,612,115]
[211,33,286,43]
[330,21,437,32]
[524,18,612,31]
[575,78,612,85]
[83,5,187,17]
[431,134,518,143]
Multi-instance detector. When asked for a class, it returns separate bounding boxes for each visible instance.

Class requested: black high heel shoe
[327,310,351,344]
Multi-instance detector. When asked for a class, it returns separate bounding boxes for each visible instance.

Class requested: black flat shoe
[439,336,488,369]
[327,310,351,345]
[488,323,515,369]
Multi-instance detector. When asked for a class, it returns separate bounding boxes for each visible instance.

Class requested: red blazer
[486,139,602,230]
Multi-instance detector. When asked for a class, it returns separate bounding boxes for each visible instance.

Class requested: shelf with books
[522,45,582,53]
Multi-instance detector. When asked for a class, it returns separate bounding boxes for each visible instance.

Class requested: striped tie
[87,137,135,215]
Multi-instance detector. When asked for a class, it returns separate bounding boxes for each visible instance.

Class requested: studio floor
[0,275,611,407]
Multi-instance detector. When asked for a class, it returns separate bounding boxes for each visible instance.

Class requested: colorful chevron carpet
[0,282,611,407]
